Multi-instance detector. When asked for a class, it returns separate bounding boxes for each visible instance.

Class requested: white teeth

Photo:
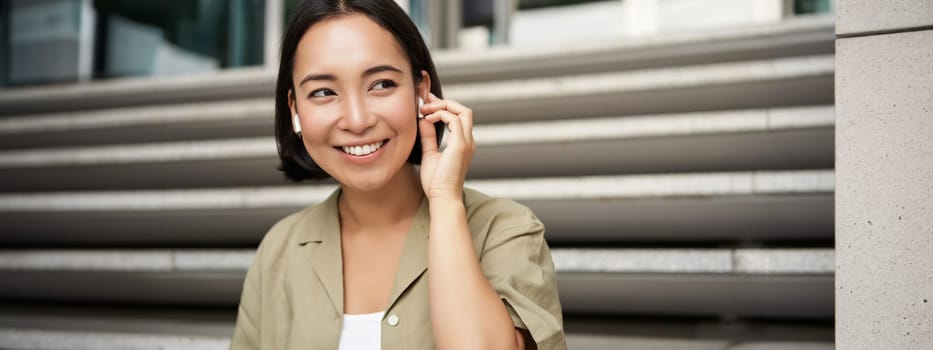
[341,141,384,156]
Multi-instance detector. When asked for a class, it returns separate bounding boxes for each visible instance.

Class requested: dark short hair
[275,0,444,182]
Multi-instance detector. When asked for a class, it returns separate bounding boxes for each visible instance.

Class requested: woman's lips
[335,139,389,162]
[340,140,385,156]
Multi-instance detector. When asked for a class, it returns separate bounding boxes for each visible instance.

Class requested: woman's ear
[417,70,431,100]
[288,89,297,116]
[288,89,302,135]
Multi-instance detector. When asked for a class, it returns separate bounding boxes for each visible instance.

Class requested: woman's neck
[338,164,424,229]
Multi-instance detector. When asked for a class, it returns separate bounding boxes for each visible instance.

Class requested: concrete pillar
[622,0,658,37]
[263,0,283,69]
[426,0,460,49]
[836,1,933,349]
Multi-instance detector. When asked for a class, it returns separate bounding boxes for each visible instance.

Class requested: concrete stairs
[0,15,835,349]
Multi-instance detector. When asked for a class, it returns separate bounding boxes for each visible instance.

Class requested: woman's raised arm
[419,93,527,350]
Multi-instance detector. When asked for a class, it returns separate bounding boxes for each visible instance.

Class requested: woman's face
[289,13,428,191]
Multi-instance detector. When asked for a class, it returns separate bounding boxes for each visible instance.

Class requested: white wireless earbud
[417,97,425,119]
[292,113,302,135]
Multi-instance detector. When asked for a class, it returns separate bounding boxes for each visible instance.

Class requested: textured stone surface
[837,0,933,35]
[0,138,274,167]
[733,249,835,274]
[0,170,833,211]
[445,55,833,102]
[553,249,833,274]
[1,249,834,274]
[836,30,933,349]
[470,170,834,200]
[566,334,728,350]
[0,106,833,167]
[0,251,171,271]
[0,328,834,350]
[0,16,834,114]
[476,106,833,145]
[0,98,271,134]
[728,342,834,350]
[552,249,733,273]
[0,329,229,350]
[173,250,255,271]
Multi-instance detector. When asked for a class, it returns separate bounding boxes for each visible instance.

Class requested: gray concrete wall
[836,1,933,349]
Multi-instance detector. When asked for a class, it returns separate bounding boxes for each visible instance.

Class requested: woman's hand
[420,93,520,350]
[418,92,476,202]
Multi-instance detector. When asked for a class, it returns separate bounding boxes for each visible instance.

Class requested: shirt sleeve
[478,202,567,350]
[230,242,263,350]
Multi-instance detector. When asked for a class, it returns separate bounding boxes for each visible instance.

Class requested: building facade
[0,1,865,349]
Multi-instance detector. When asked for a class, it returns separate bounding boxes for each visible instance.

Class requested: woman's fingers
[418,94,476,198]
[420,93,474,145]
[424,91,442,104]
[444,99,473,145]
[419,117,440,155]
[421,110,470,153]
[422,110,460,138]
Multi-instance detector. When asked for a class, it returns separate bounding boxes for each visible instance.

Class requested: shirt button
[386,314,399,327]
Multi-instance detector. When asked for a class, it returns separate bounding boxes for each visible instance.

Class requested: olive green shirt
[230,187,566,349]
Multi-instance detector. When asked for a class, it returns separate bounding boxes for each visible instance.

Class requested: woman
[231,0,565,349]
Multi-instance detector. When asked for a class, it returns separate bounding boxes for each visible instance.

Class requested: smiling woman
[231,1,566,349]
[286,13,429,191]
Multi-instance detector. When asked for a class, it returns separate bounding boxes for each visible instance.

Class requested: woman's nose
[339,95,376,134]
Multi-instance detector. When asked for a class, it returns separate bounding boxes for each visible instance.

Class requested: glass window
[794,0,832,14]
[283,0,300,24]
[1,0,265,87]
[518,0,604,10]
[283,0,433,46]
[0,1,8,86]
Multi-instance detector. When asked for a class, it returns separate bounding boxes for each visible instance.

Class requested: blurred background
[0,0,835,349]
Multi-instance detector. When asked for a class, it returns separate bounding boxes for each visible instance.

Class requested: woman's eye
[372,80,397,90]
[310,88,335,98]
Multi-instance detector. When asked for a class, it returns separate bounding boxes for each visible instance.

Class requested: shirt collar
[296,187,342,245]
[296,186,431,315]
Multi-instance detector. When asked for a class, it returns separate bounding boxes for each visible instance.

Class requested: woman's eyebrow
[298,65,403,87]
[299,73,336,86]
[362,64,403,77]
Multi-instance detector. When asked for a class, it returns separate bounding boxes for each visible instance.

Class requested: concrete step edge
[444,55,833,104]
[0,98,272,135]
[437,14,833,73]
[0,327,834,350]
[0,328,229,350]
[0,170,834,211]
[0,248,834,274]
[0,15,834,112]
[0,55,832,126]
[0,106,834,168]
[567,333,833,350]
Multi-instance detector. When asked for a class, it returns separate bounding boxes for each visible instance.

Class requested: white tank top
[337,311,384,350]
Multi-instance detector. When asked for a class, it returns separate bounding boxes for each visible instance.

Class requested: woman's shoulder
[261,207,310,243]
[257,194,336,253]
[463,187,542,233]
